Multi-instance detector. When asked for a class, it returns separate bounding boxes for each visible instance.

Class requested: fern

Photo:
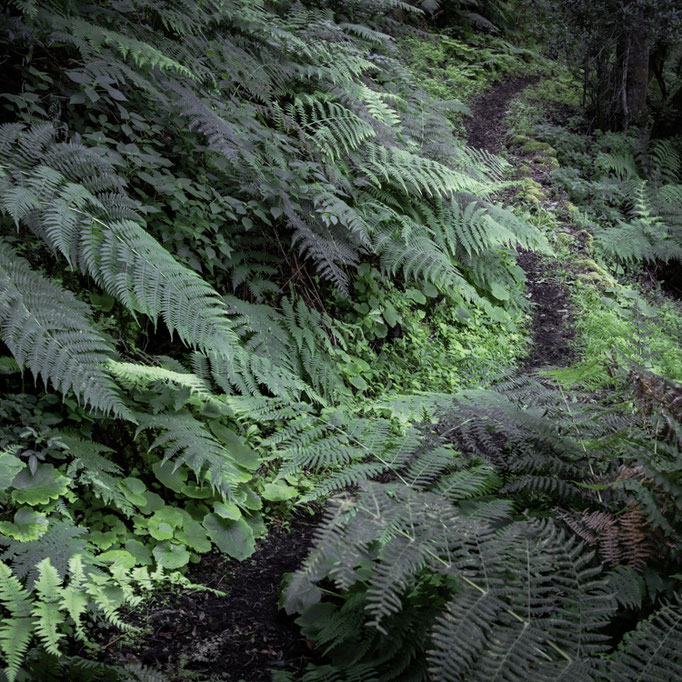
[284,483,616,681]
[0,123,239,358]
[0,240,131,420]
[0,520,91,589]
[136,409,259,502]
[604,593,682,681]
[542,127,682,266]
[0,553,173,680]
[283,363,682,679]
[107,359,224,409]
[194,295,349,405]
[0,561,33,682]
[4,4,678,680]
[63,16,198,80]
[287,96,377,161]
[32,558,65,655]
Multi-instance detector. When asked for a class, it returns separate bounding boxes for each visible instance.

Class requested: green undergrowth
[1,3,682,681]
[504,72,682,388]
[570,283,682,385]
[507,73,682,271]
[0,2,552,678]
[326,265,529,396]
[404,33,541,100]
[505,71,584,136]
[403,31,545,134]
[275,70,682,682]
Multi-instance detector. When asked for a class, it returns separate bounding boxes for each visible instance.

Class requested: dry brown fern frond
[557,505,655,570]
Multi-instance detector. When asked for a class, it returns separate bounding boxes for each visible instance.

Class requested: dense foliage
[0,0,681,680]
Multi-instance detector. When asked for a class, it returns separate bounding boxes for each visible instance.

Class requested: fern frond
[605,593,682,681]
[0,520,91,588]
[60,556,89,641]
[0,240,132,420]
[0,609,32,682]
[32,558,65,655]
[0,124,239,359]
[362,145,487,197]
[107,359,223,408]
[596,150,640,180]
[55,15,197,80]
[138,410,252,500]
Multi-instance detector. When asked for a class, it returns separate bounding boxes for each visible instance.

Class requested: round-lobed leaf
[203,513,255,560]
[153,541,191,569]
[0,507,48,541]
[11,463,69,505]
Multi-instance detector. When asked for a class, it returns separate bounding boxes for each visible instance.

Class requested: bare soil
[466,76,538,153]
[467,76,575,369]
[106,515,320,681]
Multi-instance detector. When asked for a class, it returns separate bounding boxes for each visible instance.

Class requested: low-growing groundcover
[1,1,682,681]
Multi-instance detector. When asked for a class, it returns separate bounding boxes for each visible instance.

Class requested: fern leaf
[138,411,252,500]
[32,558,66,655]
[0,124,239,359]
[0,561,34,682]
[0,615,33,682]
[606,593,682,681]
[0,240,132,420]
[61,556,89,641]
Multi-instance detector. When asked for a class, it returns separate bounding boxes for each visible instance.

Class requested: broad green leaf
[148,521,174,541]
[11,464,69,505]
[405,288,426,304]
[0,451,25,489]
[382,302,400,328]
[242,489,262,511]
[153,541,190,569]
[244,512,266,538]
[99,549,136,570]
[122,477,146,495]
[0,508,48,541]
[209,423,260,471]
[89,530,118,550]
[490,281,510,301]
[262,482,297,502]
[148,506,184,540]
[422,282,439,297]
[154,506,184,526]
[88,292,115,312]
[176,519,211,553]
[348,375,368,391]
[152,461,186,493]
[213,500,242,520]
[142,490,166,513]
[203,513,255,560]
[119,477,147,507]
[125,538,152,565]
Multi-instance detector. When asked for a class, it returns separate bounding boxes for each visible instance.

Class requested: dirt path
[467,77,575,369]
[466,76,537,152]
[107,515,319,681]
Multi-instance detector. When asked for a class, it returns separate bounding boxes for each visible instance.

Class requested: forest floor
[107,514,320,680]
[107,76,583,682]
[466,75,576,371]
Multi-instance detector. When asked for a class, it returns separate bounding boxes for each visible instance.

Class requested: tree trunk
[626,30,649,127]
[650,44,668,100]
